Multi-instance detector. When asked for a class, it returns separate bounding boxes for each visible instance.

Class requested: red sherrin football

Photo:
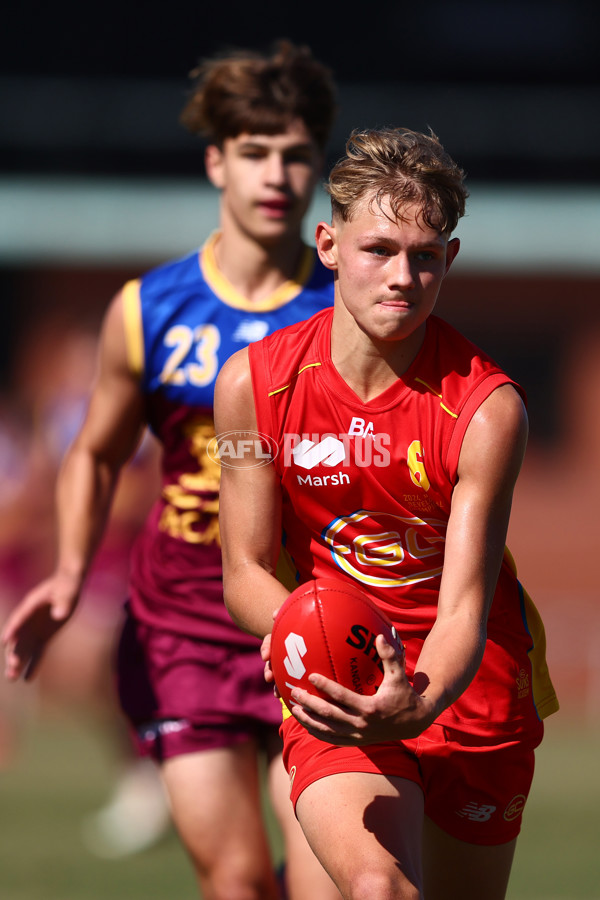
[270,577,403,707]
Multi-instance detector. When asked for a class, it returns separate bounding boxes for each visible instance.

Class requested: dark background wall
[2,0,599,181]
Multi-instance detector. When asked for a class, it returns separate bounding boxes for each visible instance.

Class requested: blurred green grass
[1,712,197,900]
[1,713,598,899]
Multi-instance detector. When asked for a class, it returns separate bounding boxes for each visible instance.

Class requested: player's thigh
[296,772,424,898]
[161,741,271,863]
[266,750,343,900]
[423,816,516,900]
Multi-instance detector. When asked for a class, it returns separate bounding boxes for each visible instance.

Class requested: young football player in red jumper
[215,127,558,900]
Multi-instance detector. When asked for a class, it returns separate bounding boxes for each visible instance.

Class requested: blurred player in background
[216,127,559,899]
[25,322,167,856]
[2,321,166,856]
[3,40,342,900]
[0,389,34,769]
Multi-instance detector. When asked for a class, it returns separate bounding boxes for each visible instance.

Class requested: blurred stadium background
[1,1,599,897]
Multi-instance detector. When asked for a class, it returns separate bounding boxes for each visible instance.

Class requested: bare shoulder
[214,347,255,432]
[101,288,126,335]
[460,383,528,483]
[69,287,146,459]
[217,346,251,391]
[471,383,528,439]
[96,289,131,374]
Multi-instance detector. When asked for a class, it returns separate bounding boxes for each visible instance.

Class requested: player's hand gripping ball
[270,577,404,707]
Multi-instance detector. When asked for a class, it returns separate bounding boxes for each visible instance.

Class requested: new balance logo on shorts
[456,802,497,822]
[138,718,191,744]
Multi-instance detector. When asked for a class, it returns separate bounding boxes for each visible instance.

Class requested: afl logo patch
[503,794,526,821]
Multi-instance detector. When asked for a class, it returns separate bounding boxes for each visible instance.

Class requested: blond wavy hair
[326,128,468,234]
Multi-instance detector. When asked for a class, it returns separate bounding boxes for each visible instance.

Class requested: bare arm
[289,383,528,743]
[410,382,528,722]
[2,291,147,680]
[215,349,289,639]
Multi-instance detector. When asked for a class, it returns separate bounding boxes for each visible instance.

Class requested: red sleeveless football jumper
[249,308,558,739]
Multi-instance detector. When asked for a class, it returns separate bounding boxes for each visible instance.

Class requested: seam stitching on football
[316,598,338,682]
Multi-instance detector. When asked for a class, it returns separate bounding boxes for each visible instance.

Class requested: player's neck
[212,227,305,305]
[330,317,426,403]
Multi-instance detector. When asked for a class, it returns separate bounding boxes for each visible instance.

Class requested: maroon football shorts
[117,610,282,761]
[282,716,542,845]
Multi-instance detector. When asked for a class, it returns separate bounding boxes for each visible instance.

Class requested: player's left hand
[287,634,436,745]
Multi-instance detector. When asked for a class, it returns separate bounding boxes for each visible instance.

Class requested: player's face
[205,119,322,245]
[316,196,460,344]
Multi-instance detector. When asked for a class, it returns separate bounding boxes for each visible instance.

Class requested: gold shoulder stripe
[440,402,458,418]
[268,362,322,397]
[121,279,144,377]
[414,376,441,397]
[414,376,458,419]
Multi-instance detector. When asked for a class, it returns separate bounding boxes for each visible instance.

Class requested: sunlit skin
[316,199,460,399]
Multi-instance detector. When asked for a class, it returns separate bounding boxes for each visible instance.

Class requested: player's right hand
[1,573,80,681]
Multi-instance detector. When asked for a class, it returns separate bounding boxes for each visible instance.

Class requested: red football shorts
[282,716,543,845]
[117,610,282,761]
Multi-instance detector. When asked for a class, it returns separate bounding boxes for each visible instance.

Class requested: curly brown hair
[326,128,468,234]
[180,39,337,150]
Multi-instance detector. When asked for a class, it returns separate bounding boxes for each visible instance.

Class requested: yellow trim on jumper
[503,546,560,720]
[268,363,322,396]
[201,232,315,311]
[414,376,458,418]
[121,279,144,377]
[521,584,560,719]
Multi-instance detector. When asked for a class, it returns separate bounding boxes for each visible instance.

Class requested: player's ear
[444,237,460,275]
[205,144,226,189]
[315,221,338,271]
